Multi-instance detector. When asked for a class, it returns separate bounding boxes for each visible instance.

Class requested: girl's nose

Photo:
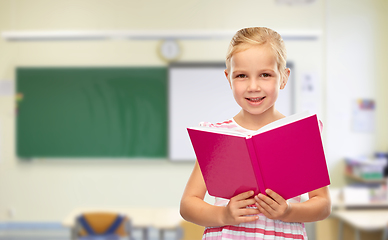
[247,79,261,92]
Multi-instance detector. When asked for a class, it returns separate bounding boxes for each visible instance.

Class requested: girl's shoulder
[199,119,234,128]
[199,119,254,134]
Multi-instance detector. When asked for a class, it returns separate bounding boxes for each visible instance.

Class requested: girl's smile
[246,96,266,105]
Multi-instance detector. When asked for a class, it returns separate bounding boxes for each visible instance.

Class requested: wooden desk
[332,209,388,240]
[62,207,183,240]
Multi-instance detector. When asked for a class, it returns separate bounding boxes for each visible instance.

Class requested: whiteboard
[168,62,294,161]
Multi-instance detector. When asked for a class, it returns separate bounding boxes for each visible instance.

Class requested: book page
[254,111,311,135]
[187,126,247,137]
[188,111,312,138]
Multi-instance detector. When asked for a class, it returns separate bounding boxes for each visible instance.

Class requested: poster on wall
[352,99,375,133]
[300,71,319,115]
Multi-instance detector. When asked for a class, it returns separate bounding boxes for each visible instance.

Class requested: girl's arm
[254,186,331,222]
[180,161,260,227]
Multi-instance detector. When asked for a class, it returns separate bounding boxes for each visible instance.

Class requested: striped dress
[199,119,308,240]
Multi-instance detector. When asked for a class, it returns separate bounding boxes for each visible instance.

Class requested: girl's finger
[231,198,257,211]
[255,193,276,209]
[232,191,255,201]
[265,189,285,204]
[256,196,276,213]
[255,202,272,218]
[240,198,257,207]
[238,215,259,224]
[240,208,260,216]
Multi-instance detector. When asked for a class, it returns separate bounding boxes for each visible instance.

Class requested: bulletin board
[168,62,295,161]
[16,67,168,158]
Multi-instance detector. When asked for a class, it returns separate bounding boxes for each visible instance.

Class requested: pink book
[187,112,330,200]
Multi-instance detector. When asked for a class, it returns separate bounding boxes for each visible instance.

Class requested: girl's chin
[241,106,275,117]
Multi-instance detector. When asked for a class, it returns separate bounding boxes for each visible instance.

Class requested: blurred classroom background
[0,0,388,239]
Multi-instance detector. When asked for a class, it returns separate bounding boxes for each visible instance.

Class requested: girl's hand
[222,190,260,226]
[254,189,290,221]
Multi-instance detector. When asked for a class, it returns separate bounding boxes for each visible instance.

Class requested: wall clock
[158,39,181,62]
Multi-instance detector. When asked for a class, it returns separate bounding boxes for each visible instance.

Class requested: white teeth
[248,97,264,101]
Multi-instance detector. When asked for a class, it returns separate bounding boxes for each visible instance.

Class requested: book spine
[245,137,266,196]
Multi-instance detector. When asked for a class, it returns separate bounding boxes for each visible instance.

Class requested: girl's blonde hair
[226,27,287,78]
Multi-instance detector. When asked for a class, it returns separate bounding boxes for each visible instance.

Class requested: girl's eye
[236,74,247,78]
[261,73,271,78]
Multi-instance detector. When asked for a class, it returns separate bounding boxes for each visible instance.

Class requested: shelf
[345,172,387,184]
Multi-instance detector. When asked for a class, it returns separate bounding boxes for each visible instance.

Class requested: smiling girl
[179,27,331,240]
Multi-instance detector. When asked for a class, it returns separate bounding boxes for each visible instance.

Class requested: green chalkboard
[16,67,167,158]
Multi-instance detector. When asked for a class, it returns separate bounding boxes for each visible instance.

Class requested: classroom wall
[375,1,388,151]
[0,0,386,223]
[325,0,388,186]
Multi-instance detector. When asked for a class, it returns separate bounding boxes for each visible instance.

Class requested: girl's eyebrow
[259,68,277,72]
[232,68,276,73]
[231,68,246,72]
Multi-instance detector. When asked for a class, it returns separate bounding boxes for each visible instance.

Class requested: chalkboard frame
[16,67,168,159]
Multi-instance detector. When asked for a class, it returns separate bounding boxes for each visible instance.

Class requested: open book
[187,112,330,200]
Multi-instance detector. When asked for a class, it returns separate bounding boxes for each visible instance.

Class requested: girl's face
[225,44,288,118]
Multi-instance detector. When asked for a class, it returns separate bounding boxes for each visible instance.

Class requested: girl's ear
[280,68,291,90]
[224,69,232,89]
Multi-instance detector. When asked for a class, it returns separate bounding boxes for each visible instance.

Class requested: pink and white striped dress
[199,118,308,240]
